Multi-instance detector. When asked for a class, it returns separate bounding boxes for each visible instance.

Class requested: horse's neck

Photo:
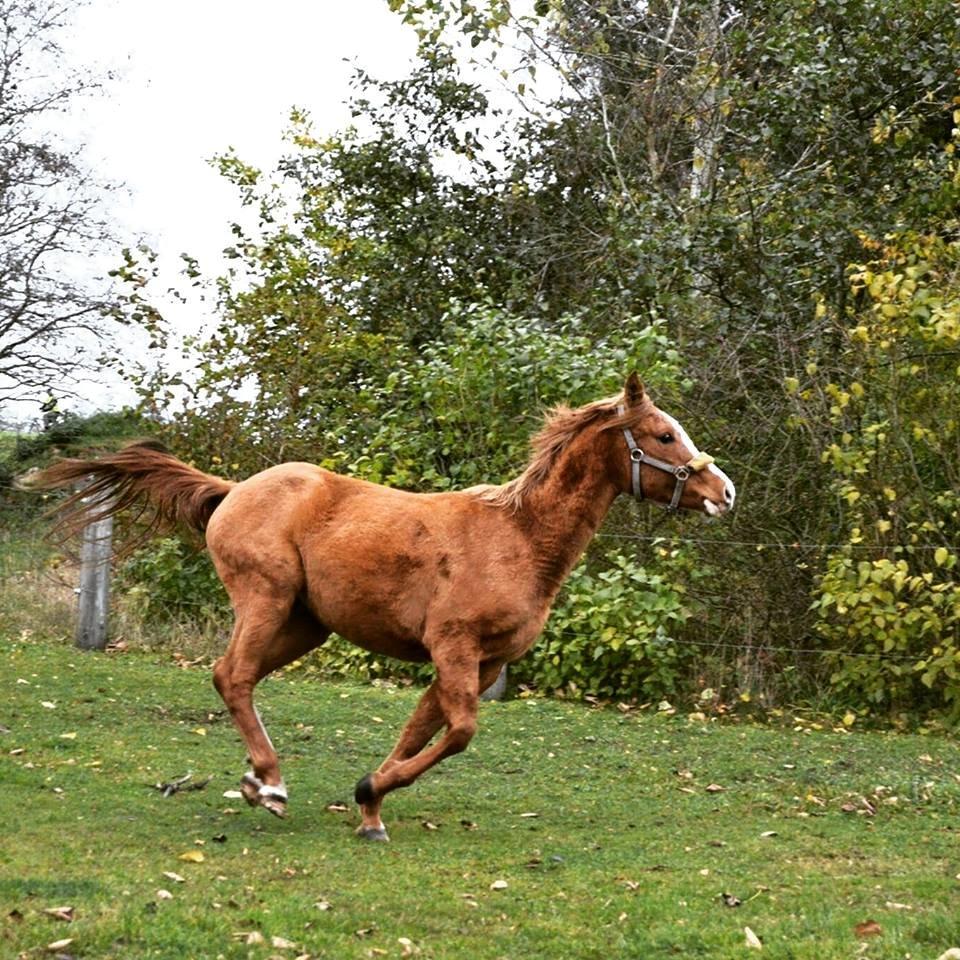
[520,438,618,596]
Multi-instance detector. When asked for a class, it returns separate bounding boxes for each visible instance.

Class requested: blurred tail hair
[22,440,236,553]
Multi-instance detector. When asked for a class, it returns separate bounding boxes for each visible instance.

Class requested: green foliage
[117,538,229,622]
[112,0,960,718]
[517,548,697,701]
[796,226,960,716]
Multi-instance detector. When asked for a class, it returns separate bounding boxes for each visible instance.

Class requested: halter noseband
[617,405,714,513]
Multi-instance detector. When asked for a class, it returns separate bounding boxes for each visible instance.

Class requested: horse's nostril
[724,484,735,505]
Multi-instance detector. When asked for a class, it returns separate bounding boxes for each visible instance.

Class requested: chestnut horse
[31,374,734,840]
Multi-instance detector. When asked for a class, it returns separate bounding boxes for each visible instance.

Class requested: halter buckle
[674,465,691,482]
[629,448,644,463]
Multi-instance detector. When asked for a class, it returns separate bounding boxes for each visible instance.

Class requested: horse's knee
[212,657,229,697]
[446,717,478,755]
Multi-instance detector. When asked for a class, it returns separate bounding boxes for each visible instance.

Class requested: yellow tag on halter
[687,452,715,472]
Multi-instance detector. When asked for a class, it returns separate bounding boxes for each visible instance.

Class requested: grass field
[2,638,959,960]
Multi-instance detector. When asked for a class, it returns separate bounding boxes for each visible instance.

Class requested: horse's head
[610,372,735,516]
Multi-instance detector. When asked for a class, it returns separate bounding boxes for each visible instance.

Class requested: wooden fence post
[75,509,113,651]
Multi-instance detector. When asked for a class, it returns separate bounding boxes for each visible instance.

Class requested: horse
[29,373,735,841]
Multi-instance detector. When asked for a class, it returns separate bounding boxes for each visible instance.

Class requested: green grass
[2,639,959,960]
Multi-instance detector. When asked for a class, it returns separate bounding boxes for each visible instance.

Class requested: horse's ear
[624,371,645,407]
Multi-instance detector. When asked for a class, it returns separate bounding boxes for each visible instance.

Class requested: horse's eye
[658,433,674,444]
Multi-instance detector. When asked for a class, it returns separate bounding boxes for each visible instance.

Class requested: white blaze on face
[662,412,736,514]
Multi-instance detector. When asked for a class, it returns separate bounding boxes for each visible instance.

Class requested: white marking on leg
[259,782,288,802]
[254,707,275,751]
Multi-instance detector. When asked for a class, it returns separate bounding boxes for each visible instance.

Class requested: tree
[0,0,115,411]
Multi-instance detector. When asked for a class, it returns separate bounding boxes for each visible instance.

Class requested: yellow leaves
[178,850,205,863]
[875,519,891,534]
[934,547,950,567]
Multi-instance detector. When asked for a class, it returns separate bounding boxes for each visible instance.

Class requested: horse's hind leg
[213,597,327,818]
[356,656,504,841]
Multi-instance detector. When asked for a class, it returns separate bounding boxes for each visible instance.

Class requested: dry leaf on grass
[705,783,725,793]
[489,880,509,891]
[42,906,73,922]
[178,850,204,863]
[854,920,882,937]
[744,926,762,949]
[46,938,74,952]
[162,871,185,883]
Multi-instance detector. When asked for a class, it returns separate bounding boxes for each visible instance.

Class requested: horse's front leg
[354,651,503,841]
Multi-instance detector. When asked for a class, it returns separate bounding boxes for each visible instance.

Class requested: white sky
[5,0,551,427]
[9,0,418,424]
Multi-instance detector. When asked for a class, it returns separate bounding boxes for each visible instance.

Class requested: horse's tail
[23,439,236,551]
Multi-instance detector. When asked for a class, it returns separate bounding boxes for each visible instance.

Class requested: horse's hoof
[240,772,288,817]
[356,824,389,842]
[240,772,262,807]
[262,796,287,818]
[354,772,377,805]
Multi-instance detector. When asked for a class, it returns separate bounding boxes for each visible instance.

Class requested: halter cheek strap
[616,405,714,513]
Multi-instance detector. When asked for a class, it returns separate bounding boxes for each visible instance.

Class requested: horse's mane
[478,395,626,511]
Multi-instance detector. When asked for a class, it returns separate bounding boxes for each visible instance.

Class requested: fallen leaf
[41,701,56,709]
[720,893,742,907]
[935,950,960,960]
[744,926,762,949]
[854,920,882,937]
[271,935,298,949]
[192,727,206,736]
[489,879,509,891]
[759,831,778,838]
[42,906,74,922]
[162,871,186,883]
[156,889,173,900]
[884,901,912,911]
[232,930,265,944]
[314,900,332,911]
[519,811,539,818]
[705,783,725,793]
[178,850,204,863]
[58,732,77,740]
[398,937,418,956]
[46,939,74,952]
[421,821,439,831]
[222,790,243,799]
[326,802,349,813]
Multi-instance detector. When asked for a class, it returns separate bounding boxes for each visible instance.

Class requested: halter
[616,405,714,513]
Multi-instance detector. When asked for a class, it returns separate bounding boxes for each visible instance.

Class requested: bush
[515,547,698,701]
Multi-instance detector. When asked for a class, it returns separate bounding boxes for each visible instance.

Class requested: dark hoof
[356,824,389,842]
[354,772,377,806]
